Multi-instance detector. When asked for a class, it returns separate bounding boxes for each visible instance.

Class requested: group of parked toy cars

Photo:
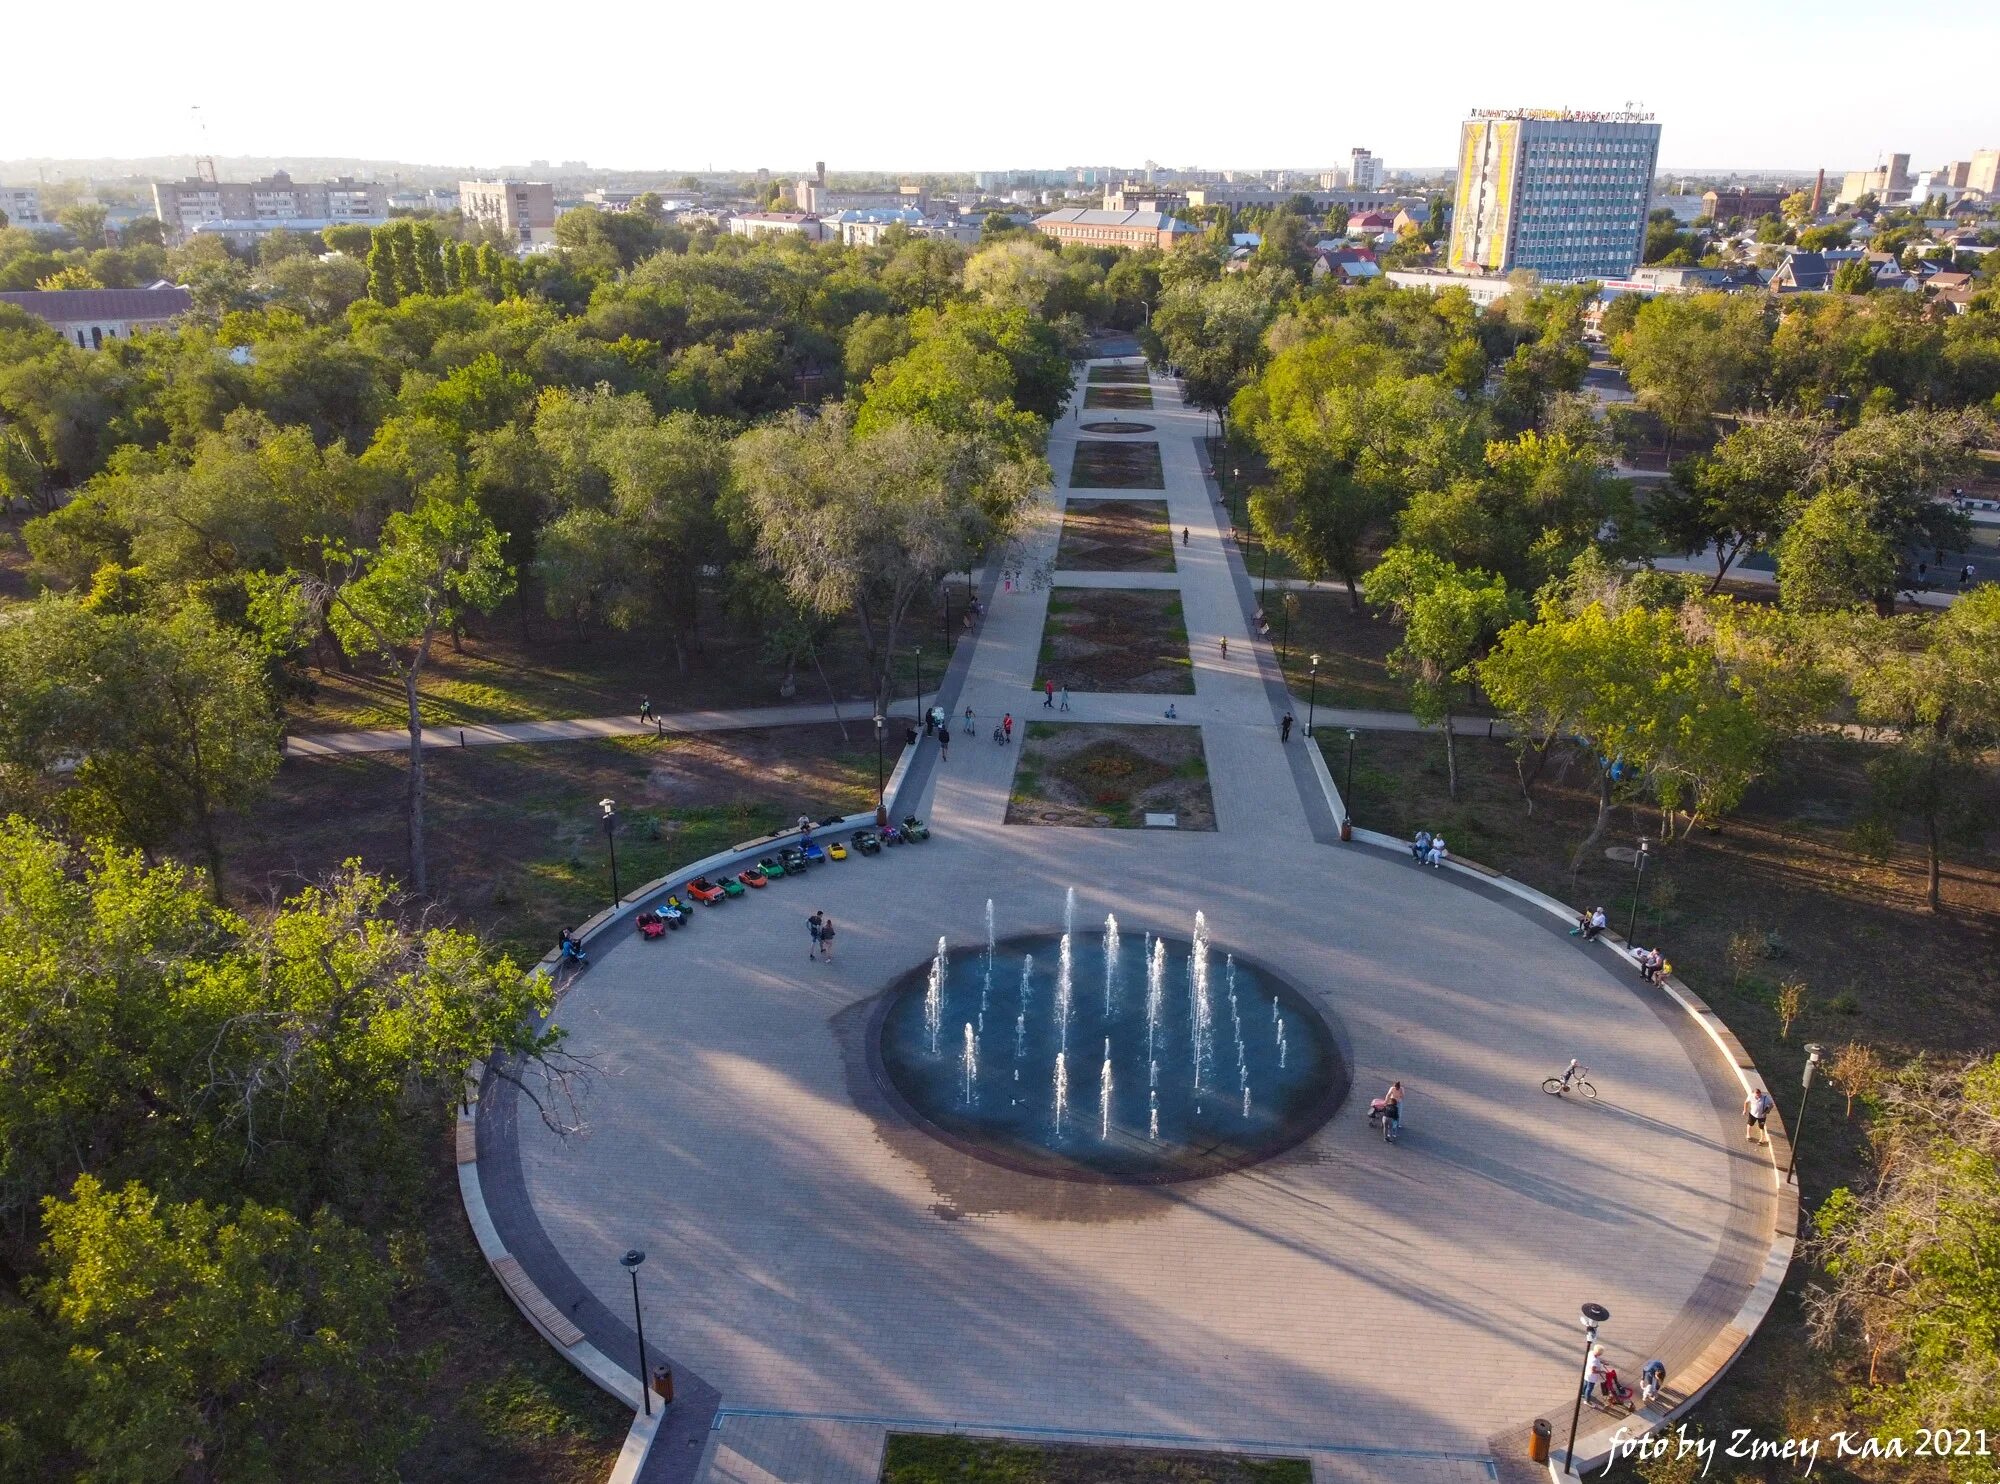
[638,818,931,934]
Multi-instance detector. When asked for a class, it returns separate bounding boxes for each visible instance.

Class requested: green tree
[1653,414,1827,591]
[364,229,397,306]
[1831,258,1874,296]
[732,404,1042,710]
[56,202,109,244]
[1613,292,1770,458]
[1839,587,2000,908]
[0,600,281,897]
[1809,1054,2000,1442]
[321,223,374,256]
[1153,268,1289,432]
[1361,547,1519,797]
[317,497,514,895]
[29,1174,413,1484]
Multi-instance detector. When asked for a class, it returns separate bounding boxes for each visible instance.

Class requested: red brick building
[1032,208,1197,252]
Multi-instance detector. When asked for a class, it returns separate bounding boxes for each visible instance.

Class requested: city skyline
[2,0,1994,177]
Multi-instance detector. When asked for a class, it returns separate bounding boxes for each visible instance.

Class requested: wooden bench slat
[493,1255,584,1346]
[454,1118,478,1165]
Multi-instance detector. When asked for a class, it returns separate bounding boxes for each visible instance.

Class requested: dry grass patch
[1056,499,1175,572]
[1007,722,1214,830]
[1083,382,1154,410]
[1068,440,1165,490]
[1035,589,1193,693]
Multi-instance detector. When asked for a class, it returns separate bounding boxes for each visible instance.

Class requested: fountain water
[1064,886,1076,937]
[1146,937,1166,1065]
[1099,1037,1113,1139]
[1102,915,1120,1016]
[1013,953,1033,1079]
[1055,931,1074,1054]
[875,894,1344,1182]
[1189,912,1213,1091]
[923,939,947,1055]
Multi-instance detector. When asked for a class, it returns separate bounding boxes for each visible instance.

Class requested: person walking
[1044,679,1055,709]
[1182,527,1190,547]
[1744,1086,1774,1143]
[638,696,653,724]
[817,915,835,962]
[1584,1345,1608,1406]
[938,723,951,761]
[1280,712,1293,743]
[1002,713,1013,743]
[1058,685,1070,712]
[808,911,824,961]
[1219,636,1228,658]
[964,705,974,730]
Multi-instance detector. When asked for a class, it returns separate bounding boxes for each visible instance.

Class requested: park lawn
[1007,722,1214,830]
[1087,364,1152,384]
[393,1123,629,1484]
[882,1433,1309,1483]
[284,588,948,734]
[1267,588,1491,717]
[1083,383,1154,411]
[1056,499,1175,572]
[1069,440,1166,490]
[215,724,882,963]
[1035,589,1194,694]
[1321,726,2000,1477]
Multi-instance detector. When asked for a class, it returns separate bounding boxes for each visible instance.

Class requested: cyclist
[1557,1058,1586,1094]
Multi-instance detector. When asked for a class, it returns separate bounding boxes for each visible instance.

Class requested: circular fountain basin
[1078,420,1155,434]
[871,931,1347,1184]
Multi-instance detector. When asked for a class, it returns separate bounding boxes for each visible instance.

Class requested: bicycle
[1542,1069,1598,1100]
[992,722,1008,745]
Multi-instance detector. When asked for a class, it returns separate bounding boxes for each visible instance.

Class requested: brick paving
[490,359,1774,1484]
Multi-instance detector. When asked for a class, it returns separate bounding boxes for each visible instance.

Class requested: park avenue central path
[473,357,1784,1484]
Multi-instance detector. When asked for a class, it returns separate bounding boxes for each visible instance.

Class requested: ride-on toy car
[661,894,690,927]
[687,877,725,904]
[720,875,746,898]
[828,840,848,861]
[881,823,904,845]
[800,841,827,865]
[779,845,809,874]
[900,815,930,841]
[737,865,768,888]
[636,911,668,939]
[757,855,786,879]
[852,830,881,855]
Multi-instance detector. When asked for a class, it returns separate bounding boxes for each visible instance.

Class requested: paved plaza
[477,361,1779,1484]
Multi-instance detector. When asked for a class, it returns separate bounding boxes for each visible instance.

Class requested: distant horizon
[0,154,1885,188]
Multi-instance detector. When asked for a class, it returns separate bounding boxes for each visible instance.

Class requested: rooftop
[0,286,194,323]
[1034,208,1194,233]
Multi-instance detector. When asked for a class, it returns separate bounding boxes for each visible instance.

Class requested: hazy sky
[5,0,1995,175]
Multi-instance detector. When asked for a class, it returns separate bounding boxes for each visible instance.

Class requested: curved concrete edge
[1294,720,1799,1474]
[454,1096,646,1413]
[450,737,926,1482]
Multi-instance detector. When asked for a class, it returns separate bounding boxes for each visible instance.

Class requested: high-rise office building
[458,180,557,246]
[1447,108,1661,282]
[1349,148,1385,191]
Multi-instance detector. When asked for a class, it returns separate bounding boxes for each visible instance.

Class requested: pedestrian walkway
[285,696,921,758]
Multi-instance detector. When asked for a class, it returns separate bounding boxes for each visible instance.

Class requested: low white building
[0,285,193,349]
[727,211,827,241]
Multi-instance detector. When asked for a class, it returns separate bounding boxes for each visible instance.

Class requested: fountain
[872,894,1347,1183]
[1102,915,1120,1016]
[1099,1038,1113,1139]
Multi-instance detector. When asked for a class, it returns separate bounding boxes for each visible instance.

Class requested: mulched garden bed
[1056,499,1175,572]
[1069,440,1165,490]
[1005,723,1216,831]
[1034,589,1193,694]
[1083,383,1154,410]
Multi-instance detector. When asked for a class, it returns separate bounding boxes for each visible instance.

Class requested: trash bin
[652,1364,674,1404]
[1339,816,1353,842]
[1530,1419,1551,1464]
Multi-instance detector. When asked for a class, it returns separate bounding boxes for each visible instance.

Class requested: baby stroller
[1597,1367,1634,1409]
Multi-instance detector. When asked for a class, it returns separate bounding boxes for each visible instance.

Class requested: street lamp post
[872,714,886,806]
[1261,543,1272,603]
[1344,728,1358,817]
[1231,464,1241,531]
[598,798,621,908]
[1305,654,1321,738]
[620,1249,651,1418]
[1279,593,1294,664]
[1625,839,1652,942]
[1785,1044,1827,1186]
[941,582,950,650]
[1565,1302,1611,1476]
[915,645,924,734]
